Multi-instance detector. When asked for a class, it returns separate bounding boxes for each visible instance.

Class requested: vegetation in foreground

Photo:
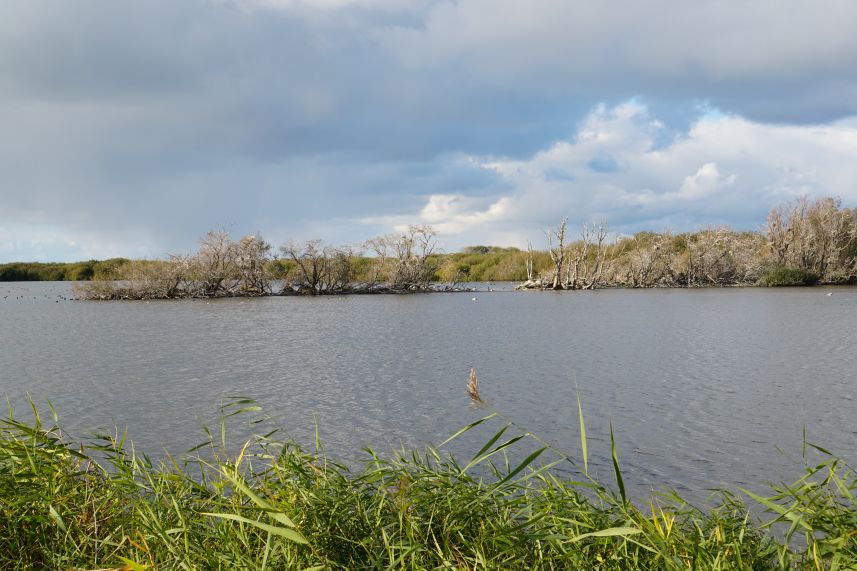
[2,373,855,570]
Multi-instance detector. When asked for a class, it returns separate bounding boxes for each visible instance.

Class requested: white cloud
[362,193,513,235]
[375,103,857,246]
[636,162,736,205]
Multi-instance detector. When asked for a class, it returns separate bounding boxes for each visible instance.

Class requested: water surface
[2,282,855,499]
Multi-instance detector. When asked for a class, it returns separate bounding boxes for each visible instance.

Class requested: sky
[2,0,857,262]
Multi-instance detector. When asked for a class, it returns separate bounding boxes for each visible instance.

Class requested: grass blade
[202,513,308,544]
[738,487,812,531]
[610,421,626,503]
[571,526,642,542]
[220,466,297,528]
[577,390,588,475]
[438,413,497,447]
[496,446,547,486]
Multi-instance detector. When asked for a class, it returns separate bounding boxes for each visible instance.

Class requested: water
[2,282,856,500]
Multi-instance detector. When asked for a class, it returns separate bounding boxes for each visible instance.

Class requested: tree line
[5,195,856,297]
[519,196,857,290]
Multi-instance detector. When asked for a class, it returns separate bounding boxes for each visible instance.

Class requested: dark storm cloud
[1,0,857,260]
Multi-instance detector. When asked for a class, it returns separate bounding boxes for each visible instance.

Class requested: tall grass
[1,378,855,570]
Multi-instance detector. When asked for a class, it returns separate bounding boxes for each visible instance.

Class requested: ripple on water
[2,283,857,499]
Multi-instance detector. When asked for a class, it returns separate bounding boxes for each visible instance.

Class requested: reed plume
[466,368,483,405]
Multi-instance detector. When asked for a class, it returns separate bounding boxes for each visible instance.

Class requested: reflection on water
[1,281,856,499]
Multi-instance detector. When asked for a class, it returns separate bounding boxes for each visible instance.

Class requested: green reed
[1,383,854,570]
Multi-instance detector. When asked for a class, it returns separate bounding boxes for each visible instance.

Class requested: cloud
[236,0,427,10]
[634,163,736,205]
[1,2,857,260]
[386,0,857,123]
[362,193,512,234]
[376,103,857,245]
[0,222,148,262]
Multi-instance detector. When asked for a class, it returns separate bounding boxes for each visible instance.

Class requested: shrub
[760,266,820,287]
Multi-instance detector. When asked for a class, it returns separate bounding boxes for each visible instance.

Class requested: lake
[2,281,855,500]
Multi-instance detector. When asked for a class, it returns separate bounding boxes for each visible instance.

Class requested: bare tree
[764,196,857,282]
[321,245,355,292]
[364,236,390,284]
[545,218,567,289]
[279,240,358,294]
[378,225,439,290]
[684,227,728,285]
[562,222,610,290]
[765,205,791,267]
[525,241,534,282]
[123,256,192,299]
[730,231,767,284]
[193,230,240,296]
[564,234,587,289]
[805,197,852,279]
[235,234,272,295]
[280,240,327,294]
[582,222,610,289]
[616,232,674,287]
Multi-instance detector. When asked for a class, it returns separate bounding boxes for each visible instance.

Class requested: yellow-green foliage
[436,247,553,282]
[265,259,298,279]
[346,256,376,283]
[2,400,854,570]
[0,259,129,281]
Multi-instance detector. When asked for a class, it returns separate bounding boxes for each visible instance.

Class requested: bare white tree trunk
[526,241,534,281]
[545,218,567,289]
[583,222,609,290]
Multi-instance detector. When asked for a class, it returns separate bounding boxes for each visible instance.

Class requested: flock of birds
[1,289,72,303]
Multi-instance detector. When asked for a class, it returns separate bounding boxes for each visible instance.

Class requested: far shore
[5,195,857,297]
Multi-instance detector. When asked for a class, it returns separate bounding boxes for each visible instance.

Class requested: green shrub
[760,266,820,287]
